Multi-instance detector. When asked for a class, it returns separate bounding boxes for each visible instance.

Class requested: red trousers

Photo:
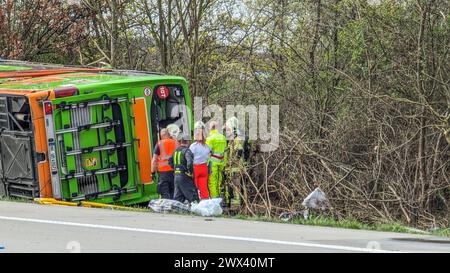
[194,163,209,199]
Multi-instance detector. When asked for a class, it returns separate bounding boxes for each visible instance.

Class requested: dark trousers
[173,173,199,203]
[157,171,174,199]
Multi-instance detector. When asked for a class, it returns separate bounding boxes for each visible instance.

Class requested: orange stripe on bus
[132,98,153,185]
[13,77,65,85]
[26,91,55,198]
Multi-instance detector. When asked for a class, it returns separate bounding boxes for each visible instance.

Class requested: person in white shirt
[189,121,211,199]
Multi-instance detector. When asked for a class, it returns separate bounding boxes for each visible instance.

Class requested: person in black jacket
[169,134,200,203]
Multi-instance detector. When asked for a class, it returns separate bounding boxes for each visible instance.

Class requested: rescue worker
[223,117,245,209]
[151,128,177,199]
[206,121,227,198]
[225,117,244,158]
[169,134,200,203]
[190,121,211,199]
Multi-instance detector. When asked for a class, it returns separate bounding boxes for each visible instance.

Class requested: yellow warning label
[85,157,98,167]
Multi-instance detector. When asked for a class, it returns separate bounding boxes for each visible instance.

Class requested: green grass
[0,196,32,203]
[110,204,154,213]
[429,228,450,237]
[229,213,450,237]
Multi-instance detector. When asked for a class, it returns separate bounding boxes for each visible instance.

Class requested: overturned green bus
[0,61,192,205]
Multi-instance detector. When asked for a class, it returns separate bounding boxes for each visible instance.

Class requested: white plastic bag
[190,198,223,217]
[302,187,328,211]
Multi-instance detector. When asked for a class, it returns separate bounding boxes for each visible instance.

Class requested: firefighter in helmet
[223,117,247,211]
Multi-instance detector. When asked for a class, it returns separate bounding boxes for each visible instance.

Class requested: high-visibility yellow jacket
[206,129,227,164]
[229,135,244,158]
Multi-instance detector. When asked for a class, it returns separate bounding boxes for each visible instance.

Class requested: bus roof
[0,63,186,93]
[0,65,32,71]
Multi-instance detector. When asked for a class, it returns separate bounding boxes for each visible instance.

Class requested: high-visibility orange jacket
[157,139,177,172]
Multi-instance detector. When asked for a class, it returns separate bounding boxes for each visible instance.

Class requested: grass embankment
[231,213,450,237]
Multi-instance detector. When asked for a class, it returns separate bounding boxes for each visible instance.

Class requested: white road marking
[0,215,398,253]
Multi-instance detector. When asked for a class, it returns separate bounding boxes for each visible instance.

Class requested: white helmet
[166,124,181,140]
[194,121,206,129]
[226,117,239,132]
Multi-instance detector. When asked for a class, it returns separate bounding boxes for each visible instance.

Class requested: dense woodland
[1,0,449,228]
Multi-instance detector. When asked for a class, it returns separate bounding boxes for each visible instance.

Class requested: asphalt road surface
[0,201,449,253]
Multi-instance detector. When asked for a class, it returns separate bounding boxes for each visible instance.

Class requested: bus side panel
[34,118,52,197]
[132,98,152,185]
[28,92,53,198]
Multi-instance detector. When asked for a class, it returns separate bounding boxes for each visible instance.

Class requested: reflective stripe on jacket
[206,129,227,164]
[172,146,194,176]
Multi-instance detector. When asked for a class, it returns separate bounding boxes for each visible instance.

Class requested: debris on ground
[302,187,328,211]
[279,187,329,221]
[191,198,223,217]
[148,199,190,213]
[148,198,223,217]
[279,211,308,221]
